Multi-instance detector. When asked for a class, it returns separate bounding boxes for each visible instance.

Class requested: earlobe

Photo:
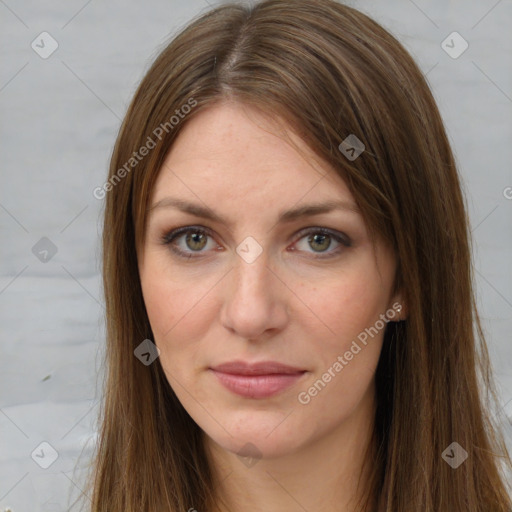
[388,296,407,322]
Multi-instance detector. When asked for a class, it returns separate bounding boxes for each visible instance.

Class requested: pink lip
[209,360,307,399]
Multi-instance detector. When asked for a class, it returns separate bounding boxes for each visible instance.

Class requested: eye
[161,226,351,260]
[291,227,351,259]
[161,226,220,259]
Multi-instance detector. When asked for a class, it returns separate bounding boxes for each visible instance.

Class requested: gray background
[1,0,511,510]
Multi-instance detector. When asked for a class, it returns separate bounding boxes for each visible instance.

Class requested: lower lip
[210,370,306,399]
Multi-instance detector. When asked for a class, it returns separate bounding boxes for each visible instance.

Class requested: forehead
[151,101,355,214]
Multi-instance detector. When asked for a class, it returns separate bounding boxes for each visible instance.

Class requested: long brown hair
[84,0,512,510]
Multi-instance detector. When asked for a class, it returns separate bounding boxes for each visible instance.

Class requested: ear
[387,293,407,322]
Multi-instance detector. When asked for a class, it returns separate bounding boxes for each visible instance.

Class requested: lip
[209,360,307,399]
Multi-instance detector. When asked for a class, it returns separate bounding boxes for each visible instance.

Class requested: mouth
[209,360,307,399]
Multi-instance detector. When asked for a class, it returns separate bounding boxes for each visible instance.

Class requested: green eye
[292,227,351,258]
[162,226,215,258]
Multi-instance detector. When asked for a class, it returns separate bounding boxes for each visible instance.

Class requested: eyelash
[160,225,352,260]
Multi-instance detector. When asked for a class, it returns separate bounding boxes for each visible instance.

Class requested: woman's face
[138,101,401,460]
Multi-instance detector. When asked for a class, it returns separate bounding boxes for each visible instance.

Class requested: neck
[204,386,377,512]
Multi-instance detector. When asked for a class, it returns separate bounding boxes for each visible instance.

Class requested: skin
[138,101,403,512]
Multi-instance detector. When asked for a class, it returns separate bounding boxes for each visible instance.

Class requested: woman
[87,0,512,510]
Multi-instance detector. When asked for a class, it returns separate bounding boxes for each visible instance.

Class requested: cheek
[293,258,393,418]
[305,265,390,354]
[139,260,217,372]
[140,254,210,335]
[296,294,385,426]
[140,276,180,340]
[140,272,214,404]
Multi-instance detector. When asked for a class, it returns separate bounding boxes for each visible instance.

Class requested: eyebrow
[148,197,359,226]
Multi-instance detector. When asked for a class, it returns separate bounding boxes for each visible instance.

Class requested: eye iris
[308,233,331,252]
[186,231,207,251]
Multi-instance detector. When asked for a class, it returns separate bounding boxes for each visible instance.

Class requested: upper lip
[211,360,306,375]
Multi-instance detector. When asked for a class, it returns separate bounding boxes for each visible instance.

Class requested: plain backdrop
[1,0,511,510]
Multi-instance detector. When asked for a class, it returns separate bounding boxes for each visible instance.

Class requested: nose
[219,249,289,341]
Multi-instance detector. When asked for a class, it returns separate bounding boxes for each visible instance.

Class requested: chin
[201,407,309,461]
[212,430,301,461]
